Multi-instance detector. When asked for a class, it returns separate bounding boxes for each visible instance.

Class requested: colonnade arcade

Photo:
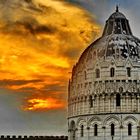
[68,92,140,117]
[69,115,140,140]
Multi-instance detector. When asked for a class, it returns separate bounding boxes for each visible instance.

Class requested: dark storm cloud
[65,0,112,23]
[0,0,58,36]
[1,20,57,36]
[42,84,66,92]
[0,0,101,135]
[66,0,140,37]
[59,47,82,59]
[17,87,38,93]
[0,79,42,86]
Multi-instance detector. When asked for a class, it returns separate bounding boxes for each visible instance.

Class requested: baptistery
[68,6,140,140]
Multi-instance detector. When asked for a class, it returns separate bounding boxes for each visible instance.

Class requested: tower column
[137,125,140,140]
[102,95,104,113]
[138,95,140,112]
[109,95,111,112]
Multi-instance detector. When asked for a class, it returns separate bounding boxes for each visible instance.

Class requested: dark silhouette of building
[0,136,68,140]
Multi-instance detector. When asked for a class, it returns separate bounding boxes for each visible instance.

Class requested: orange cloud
[0,0,101,111]
[24,98,66,111]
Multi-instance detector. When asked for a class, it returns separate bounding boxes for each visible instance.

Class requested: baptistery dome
[68,7,140,140]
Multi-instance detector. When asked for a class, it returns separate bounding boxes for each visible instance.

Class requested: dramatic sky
[0,0,140,136]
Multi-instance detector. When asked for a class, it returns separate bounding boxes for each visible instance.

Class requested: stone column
[114,94,116,112]
[110,95,113,112]
[122,94,125,112]
[75,101,77,116]
[80,99,82,115]
[99,96,101,113]
[78,100,80,115]
[136,96,138,112]
[124,94,127,112]
[120,124,123,140]
[103,95,105,113]
[72,104,74,116]
[109,95,111,112]
[75,128,78,140]
[72,102,74,116]
[121,94,123,112]
[81,99,84,114]
[69,129,76,140]
[93,96,95,113]
[87,127,90,140]
[68,104,70,117]
[79,101,81,115]
[102,126,106,140]
[137,95,140,112]
[126,94,129,112]
[137,125,140,140]
[97,96,99,113]
[94,96,97,113]
[131,94,134,112]
[77,100,79,115]
[83,97,85,114]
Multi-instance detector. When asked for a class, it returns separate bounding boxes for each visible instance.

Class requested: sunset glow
[24,98,65,111]
[0,0,101,111]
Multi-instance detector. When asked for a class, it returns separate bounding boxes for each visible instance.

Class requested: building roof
[75,7,140,73]
[109,5,126,20]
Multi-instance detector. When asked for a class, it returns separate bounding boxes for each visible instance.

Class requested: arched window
[127,67,131,77]
[81,125,84,137]
[94,124,98,136]
[96,69,100,78]
[128,123,132,136]
[70,121,76,140]
[116,93,121,106]
[110,67,115,77]
[111,124,115,136]
[114,19,121,34]
[89,96,93,108]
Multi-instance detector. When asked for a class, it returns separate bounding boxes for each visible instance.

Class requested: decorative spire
[116,5,119,12]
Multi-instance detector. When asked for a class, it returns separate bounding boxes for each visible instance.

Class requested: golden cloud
[0,0,101,111]
[24,98,66,111]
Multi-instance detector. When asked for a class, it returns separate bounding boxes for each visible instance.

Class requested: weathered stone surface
[68,7,140,140]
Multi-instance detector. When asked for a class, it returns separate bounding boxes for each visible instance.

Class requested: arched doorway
[70,121,76,140]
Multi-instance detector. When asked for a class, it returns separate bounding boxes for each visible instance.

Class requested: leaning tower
[68,6,140,140]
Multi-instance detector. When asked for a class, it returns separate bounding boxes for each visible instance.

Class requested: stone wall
[68,58,140,117]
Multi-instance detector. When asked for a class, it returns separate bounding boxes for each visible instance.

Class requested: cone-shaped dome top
[109,5,126,19]
[102,6,132,36]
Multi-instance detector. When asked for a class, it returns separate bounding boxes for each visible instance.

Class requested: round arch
[103,115,121,126]
[76,118,87,127]
[123,116,138,126]
[88,116,102,127]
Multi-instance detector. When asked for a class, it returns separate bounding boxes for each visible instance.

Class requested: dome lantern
[102,6,132,36]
